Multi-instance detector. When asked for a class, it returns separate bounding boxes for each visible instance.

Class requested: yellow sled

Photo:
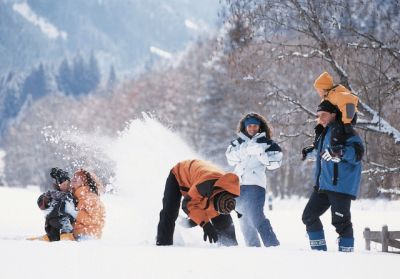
[26,233,75,241]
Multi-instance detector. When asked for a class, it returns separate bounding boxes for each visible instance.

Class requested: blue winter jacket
[314,124,363,199]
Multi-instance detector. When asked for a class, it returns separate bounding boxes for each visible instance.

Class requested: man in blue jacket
[301,100,364,252]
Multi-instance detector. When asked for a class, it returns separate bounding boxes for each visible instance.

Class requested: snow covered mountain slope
[1,0,221,75]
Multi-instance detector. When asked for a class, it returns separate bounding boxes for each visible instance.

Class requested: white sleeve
[225,140,242,166]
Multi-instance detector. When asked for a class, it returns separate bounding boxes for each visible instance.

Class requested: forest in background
[1,0,399,199]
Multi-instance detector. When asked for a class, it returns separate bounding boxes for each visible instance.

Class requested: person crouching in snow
[301,100,364,252]
[70,169,106,241]
[156,159,240,246]
[225,112,282,247]
[36,168,77,241]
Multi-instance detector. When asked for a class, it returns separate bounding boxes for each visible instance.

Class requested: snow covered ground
[1,116,399,279]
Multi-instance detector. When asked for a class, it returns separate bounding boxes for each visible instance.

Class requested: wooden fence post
[364,227,371,251]
[381,225,389,252]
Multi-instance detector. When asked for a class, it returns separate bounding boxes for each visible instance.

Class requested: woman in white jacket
[226,112,282,247]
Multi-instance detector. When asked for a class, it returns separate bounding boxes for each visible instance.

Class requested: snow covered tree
[221,0,400,197]
[22,63,49,100]
[0,72,24,134]
[56,58,73,95]
[72,54,87,95]
[88,51,101,92]
[107,64,117,91]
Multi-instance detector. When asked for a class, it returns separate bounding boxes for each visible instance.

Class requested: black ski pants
[302,190,353,238]
[156,171,238,246]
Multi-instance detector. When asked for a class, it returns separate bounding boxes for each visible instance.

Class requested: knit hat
[317,100,338,113]
[244,117,261,127]
[50,168,70,185]
[314,72,334,90]
[213,191,236,215]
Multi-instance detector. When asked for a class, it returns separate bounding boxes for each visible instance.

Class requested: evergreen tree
[56,58,73,95]
[71,52,100,96]
[22,63,48,100]
[107,64,117,90]
[88,51,101,92]
[72,53,87,95]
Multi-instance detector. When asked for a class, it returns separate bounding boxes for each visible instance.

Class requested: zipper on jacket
[316,128,328,188]
[333,163,338,185]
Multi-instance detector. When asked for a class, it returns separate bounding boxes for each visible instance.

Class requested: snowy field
[1,116,399,279]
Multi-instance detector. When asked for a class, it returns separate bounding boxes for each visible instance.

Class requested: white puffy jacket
[225,132,283,188]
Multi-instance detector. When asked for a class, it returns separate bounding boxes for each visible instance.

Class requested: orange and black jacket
[171,160,240,226]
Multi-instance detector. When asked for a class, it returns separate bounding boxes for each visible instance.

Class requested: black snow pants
[156,171,238,246]
[302,190,353,238]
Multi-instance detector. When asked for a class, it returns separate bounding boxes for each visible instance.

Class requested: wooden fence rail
[364,225,400,252]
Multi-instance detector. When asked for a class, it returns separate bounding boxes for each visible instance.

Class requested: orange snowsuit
[73,184,106,239]
[314,72,358,124]
[171,160,240,226]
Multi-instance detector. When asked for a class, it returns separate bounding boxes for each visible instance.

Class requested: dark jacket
[314,123,363,199]
[41,190,76,241]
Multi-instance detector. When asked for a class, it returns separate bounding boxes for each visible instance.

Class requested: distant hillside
[0,0,221,76]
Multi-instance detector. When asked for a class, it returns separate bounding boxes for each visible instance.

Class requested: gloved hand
[301,145,315,161]
[330,144,344,158]
[203,222,218,243]
[246,143,264,155]
[321,149,341,163]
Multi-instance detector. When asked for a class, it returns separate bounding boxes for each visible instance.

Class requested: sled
[26,233,75,241]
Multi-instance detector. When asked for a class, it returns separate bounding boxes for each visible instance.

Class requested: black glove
[203,222,218,243]
[330,145,344,158]
[301,145,315,161]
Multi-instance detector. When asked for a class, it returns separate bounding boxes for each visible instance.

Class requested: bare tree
[221,0,400,197]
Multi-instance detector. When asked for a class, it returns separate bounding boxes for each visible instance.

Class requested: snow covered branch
[272,91,316,118]
[356,101,400,144]
[276,49,327,61]
[362,162,400,175]
[377,188,400,196]
[279,132,301,138]
[347,42,400,57]
[346,28,400,61]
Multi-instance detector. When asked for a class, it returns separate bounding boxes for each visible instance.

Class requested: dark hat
[317,100,338,113]
[50,168,70,185]
[244,117,261,127]
[213,191,236,215]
